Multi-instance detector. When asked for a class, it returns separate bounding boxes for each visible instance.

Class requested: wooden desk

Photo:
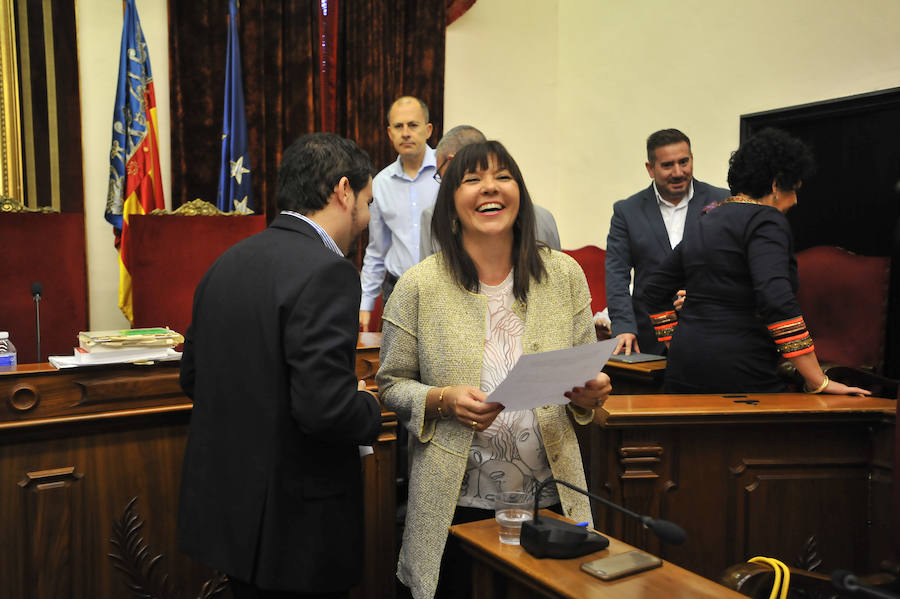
[356,331,382,388]
[450,512,746,598]
[0,338,396,599]
[604,358,666,395]
[586,393,896,581]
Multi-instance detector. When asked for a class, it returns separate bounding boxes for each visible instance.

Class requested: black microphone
[831,569,900,599]
[520,478,687,559]
[31,282,42,363]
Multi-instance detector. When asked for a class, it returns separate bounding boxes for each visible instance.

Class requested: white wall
[446,0,900,250]
[443,0,560,220]
[78,0,170,330]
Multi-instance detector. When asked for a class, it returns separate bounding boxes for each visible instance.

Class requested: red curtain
[447,0,476,25]
[169,1,319,217]
[168,1,446,220]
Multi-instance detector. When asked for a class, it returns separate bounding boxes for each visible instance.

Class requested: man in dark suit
[606,129,729,355]
[178,133,383,599]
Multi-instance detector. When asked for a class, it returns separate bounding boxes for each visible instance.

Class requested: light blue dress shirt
[280,210,342,257]
[359,146,440,310]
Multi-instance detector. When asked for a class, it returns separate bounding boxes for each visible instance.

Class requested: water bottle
[0,331,17,370]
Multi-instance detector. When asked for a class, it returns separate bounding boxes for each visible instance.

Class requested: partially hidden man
[359,96,441,331]
[419,124,562,258]
[605,129,729,355]
[178,133,382,599]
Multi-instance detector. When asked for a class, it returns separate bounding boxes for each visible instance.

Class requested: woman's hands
[564,372,612,411]
[820,378,871,396]
[436,385,504,432]
[791,352,871,397]
[431,372,613,432]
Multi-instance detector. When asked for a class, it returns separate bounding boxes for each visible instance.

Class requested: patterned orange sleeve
[649,309,678,342]
[767,316,815,357]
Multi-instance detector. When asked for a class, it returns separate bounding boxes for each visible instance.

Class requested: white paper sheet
[49,349,182,369]
[487,339,618,411]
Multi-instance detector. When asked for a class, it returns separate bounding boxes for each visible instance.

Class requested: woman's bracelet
[804,375,829,394]
[436,386,452,419]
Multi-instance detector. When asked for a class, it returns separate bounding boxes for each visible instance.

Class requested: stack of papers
[78,327,184,350]
[49,327,184,369]
[49,348,181,369]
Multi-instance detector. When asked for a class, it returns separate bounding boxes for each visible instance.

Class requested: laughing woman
[377,140,611,599]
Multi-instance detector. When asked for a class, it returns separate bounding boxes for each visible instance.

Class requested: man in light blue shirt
[359,96,440,331]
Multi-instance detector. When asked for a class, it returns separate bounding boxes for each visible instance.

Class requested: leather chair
[721,560,900,598]
[127,213,267,337]
[366,295,383,332]
[563,245,609,340]
[779,246,898,398]
[0,213,88,361]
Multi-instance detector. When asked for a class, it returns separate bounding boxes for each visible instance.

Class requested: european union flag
[217,0,252,214]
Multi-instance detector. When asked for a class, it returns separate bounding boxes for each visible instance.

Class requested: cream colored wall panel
[78,0,169,330]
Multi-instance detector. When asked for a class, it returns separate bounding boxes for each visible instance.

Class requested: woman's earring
[451,218,459,235]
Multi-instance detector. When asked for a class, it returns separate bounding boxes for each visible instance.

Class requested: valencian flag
[105,0,165,324]
[217,0,252,213]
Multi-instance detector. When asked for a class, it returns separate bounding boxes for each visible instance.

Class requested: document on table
[488,339,618,412]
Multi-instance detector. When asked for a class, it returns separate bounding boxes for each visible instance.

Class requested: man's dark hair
[727,128,815,198]
[435,125,486,161]
[276,133,374,214]
[432,140,546,301]
[646,129,691,164]
[386,96,430,125]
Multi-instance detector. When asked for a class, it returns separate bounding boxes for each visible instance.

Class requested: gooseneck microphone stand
[520,477,687,559]
[31,282,42,362]
[831,570,900,599]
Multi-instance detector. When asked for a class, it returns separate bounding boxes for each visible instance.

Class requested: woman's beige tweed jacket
[377,249,597,599]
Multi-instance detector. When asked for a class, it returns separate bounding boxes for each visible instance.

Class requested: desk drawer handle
[8,383,40,412]
[619,445,663,458]
[18,466,83,490]
[621,456,661,466]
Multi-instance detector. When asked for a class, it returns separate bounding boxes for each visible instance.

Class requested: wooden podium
[0,334,395,599]
[586,393,896,581]
[450,512,746,598]
[604,358,667,395]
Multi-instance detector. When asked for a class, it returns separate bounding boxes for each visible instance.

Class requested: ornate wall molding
[0,0,23,202]
[149,199,254,216]
[0,196,56,212]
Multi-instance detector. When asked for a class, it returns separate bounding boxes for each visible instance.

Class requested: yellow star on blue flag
[230,156,250,185]
[233,196,254,214]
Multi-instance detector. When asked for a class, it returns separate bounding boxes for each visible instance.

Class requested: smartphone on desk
[581,550,662,581]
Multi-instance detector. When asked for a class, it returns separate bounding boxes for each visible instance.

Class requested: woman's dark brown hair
[431,140,546,301]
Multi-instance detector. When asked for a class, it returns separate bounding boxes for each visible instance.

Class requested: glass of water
[495,491,533,545]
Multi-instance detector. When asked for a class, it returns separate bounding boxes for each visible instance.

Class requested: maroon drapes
[336,2,446,173]
[447,0,476,25]
[168,1,446,223]
[169,1,319,217]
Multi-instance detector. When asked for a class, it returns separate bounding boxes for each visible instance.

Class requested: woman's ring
[471,420,478,430]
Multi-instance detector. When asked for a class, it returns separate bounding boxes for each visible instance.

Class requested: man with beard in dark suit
[178,132,382,599]
[606,128,729,355]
